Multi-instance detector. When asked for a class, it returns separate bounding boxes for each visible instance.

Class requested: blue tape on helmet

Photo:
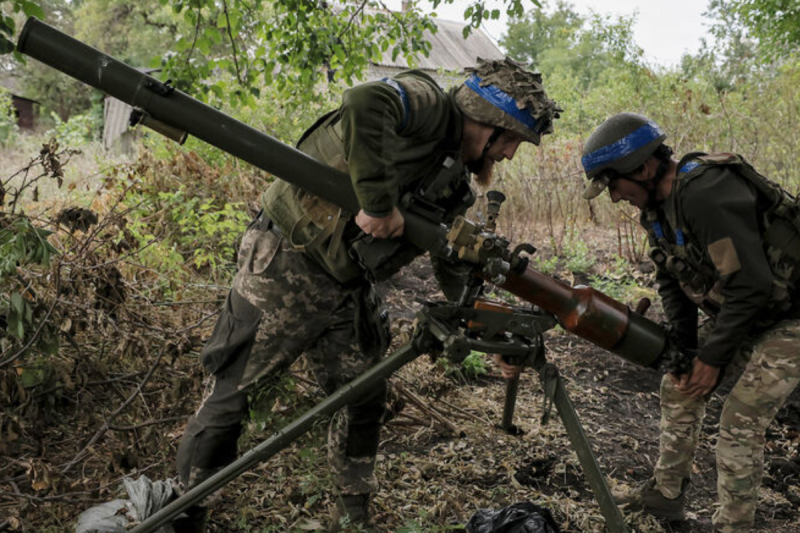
[582,122,665,173]
[464,74,539,132]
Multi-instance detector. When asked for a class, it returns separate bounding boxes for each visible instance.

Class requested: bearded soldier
[582,112,800,533]
[173,58,560,532]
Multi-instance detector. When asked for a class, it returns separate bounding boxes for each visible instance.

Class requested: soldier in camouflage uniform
[173,58,560,532]
[581,113,800,533]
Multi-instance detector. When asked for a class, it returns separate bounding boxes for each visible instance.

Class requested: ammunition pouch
[649,239,723,316]
[353,284,390,357]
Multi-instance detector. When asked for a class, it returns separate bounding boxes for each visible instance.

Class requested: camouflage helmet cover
[454,57,562,145]
[581,112,666,199]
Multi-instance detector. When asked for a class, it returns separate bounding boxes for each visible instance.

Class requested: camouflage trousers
[176,223,388,498]
[653,316,800,533]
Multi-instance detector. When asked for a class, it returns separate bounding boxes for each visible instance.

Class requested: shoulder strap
[295,108,339,148]
[380,77,410,132]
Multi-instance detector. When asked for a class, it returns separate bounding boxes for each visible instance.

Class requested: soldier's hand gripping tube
[18,17,678,372]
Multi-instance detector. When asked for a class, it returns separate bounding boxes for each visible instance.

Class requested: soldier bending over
[582,112,800,533]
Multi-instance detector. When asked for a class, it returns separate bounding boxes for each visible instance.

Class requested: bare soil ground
[2,253,799,533]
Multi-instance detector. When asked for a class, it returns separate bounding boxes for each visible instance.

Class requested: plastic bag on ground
[75,476,176,533]
[466,501,560,533]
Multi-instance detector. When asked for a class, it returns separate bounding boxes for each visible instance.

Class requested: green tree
[679,0,763,93]
[4,0,538,126]
[501,1,582,66]
[0,0,45,54]
[500,1,642,88]
[730,0,800,56]
[151,0,536,110]
[1,0,101,120]
[73,0,178,66]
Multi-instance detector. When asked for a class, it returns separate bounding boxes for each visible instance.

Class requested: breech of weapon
[17,16,673,372]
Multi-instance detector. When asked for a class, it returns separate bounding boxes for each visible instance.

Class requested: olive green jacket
[262,70,473,290]
[646,158,798,367]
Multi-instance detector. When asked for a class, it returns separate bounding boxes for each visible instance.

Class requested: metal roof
[372,17,504,71]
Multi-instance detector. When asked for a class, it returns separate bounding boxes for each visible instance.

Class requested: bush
[46,111,97,147]
[0,87,18,146]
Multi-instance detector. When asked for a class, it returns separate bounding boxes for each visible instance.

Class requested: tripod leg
[500,374,521,433]
[540,364,629,533]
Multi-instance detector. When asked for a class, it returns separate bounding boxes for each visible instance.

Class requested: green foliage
[730,0,800,56]
[461,351,489,379]
[532,254,559,275]
[0,216,57,283]
[501,1,642,88]
[121,183,249,293]
[73,0,177,66]
[0,86,17,146]
[46,111,97,146]
[448,0,535,37]
[42,87,106,146]
[151,0,534,111]
[5,0,100,120]
[587,256,655,303]
[107,150,254,298]
[563,239,595,274]
[438,350,488,381]
[0,0,45,54]
[0,216,60,359]
[155,187,249,270]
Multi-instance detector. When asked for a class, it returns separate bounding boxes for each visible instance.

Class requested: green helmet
[454,57,561,146]
[581,113,666,199]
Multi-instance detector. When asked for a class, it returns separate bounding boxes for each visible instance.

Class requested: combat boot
[614,478,688,521]
[328,494,373,532]
[171,505,208,533]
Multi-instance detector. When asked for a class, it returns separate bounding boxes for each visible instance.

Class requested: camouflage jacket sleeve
[340,74,450,217]
[655,266,699,351]
[681,167,774,367]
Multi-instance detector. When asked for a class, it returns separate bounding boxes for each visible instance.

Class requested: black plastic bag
[466,501,560,533]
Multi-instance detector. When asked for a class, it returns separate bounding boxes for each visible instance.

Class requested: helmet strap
[644,157,670,209]
[467,127,505,175]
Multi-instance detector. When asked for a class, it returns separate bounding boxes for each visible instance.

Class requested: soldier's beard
[468,157,494,187]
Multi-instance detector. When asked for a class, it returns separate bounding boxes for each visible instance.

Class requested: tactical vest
[644,152,800,317]
[262,72,474,284]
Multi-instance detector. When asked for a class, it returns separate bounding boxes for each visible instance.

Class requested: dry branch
[394,382,461,435]
[60,344,171,474]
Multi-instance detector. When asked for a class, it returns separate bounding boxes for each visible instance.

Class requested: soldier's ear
[629,157,658,182]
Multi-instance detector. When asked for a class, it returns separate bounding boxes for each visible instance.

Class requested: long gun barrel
[17,17,673,371]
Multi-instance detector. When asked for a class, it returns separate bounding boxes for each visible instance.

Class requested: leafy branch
[0,0,45,55]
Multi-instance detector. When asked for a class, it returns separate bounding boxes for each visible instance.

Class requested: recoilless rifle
[17,17,690,533]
